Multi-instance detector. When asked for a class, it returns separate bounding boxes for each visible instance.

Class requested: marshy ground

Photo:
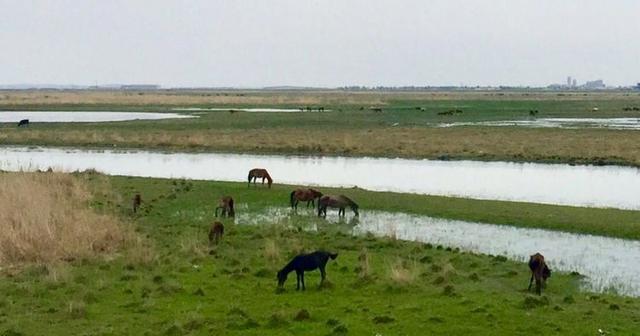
[3,90,640,166]
[1,172,639,335]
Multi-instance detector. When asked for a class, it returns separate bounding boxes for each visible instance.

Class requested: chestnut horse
[318,195,359,218]
[215,196,235,217]
[528,253,551,295]
[209,221,224,244]
[290,188,323,210]
[248,168,273,188]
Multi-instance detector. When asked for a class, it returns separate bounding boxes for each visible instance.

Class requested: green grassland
[1,174,639,335]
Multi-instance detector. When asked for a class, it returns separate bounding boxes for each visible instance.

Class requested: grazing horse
[277,251,338,290]
[17,119,29,127]
[318,195,359,218]
[528,253,551,295]
[208,221,224,244]
[248,168,273,188]
[132,194,142,213]
[214,196,235,217]
[290,188,323,210]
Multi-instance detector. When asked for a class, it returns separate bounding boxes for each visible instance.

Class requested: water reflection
[439,118,640,130]
[236,207,640,297]
[0,111,195,122]
[2,146,640,210]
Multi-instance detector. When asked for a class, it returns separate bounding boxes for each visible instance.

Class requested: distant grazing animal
[277,251,338,290]
[318,195,359,218]
[529,109,539,116]
[215,196,235,217]
[299,107,304,112]
[17,119,29,127]
[290,188,323,210]
[318,107,325,112]
[528,253,551,295]
[132,194,142,213]
[437,110,454,116]
[248,168,273,188]
[208,221,224,244]
[370,107,383,113]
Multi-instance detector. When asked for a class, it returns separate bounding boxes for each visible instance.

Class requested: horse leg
[320,265,326,286]
[535,276,542,295]
[296,271,301,290]
[294,200,299,211]
[301,272,306,291]
[528,273,534,291]
[215,207,219,217]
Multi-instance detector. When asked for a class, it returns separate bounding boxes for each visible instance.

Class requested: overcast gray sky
[1,0,639,87]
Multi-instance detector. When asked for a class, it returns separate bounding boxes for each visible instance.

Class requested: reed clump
[0,172,128,266]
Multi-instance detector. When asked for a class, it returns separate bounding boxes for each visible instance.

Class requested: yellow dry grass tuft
[0,172,128,266]
[389,258,417,285]
[263,239,281,265]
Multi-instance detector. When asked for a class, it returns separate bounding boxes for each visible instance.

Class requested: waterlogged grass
[2,90,640,165]
[1,174,639,335]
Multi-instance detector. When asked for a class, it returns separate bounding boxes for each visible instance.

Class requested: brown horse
[290,188,323,210]
[528,253,551,295]
[248,168,273,188]
[132,194,142,213]
[318,195,359,218]
[215,196,235,217]
[209,221,224,244]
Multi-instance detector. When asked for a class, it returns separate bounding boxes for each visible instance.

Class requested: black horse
[17,119,29,127]
[277,251,338,290]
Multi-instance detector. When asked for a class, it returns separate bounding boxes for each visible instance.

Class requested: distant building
[583,80,605,89]
[120,84,160,90]
[572,79,577,87]
[567,76,572,87]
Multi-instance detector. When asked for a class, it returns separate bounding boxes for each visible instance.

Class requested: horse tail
[228,198,235,217]
[290,190,296,208]
[329,252,338,260]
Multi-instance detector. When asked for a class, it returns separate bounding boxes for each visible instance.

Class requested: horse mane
[264,171,273,183]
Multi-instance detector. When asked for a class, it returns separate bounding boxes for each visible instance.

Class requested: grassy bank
[1,173,639,335]
[2,126,640,167]
[3,90,640,166]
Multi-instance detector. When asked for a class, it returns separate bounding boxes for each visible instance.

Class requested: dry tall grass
[263,239,280,265]
[0,172,128,265]
[4,126,640,166]
[0,90,635,108]
[389,259,417,285]
[357,248,371,279]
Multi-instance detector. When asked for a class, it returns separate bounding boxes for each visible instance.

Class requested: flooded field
[236,207,640,297]
[0,111,195,122]
[2,146,640,210]
[172,107,328,112]
[439,118,640,130]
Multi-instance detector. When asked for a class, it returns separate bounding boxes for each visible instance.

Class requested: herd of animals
[131,167,552,294]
